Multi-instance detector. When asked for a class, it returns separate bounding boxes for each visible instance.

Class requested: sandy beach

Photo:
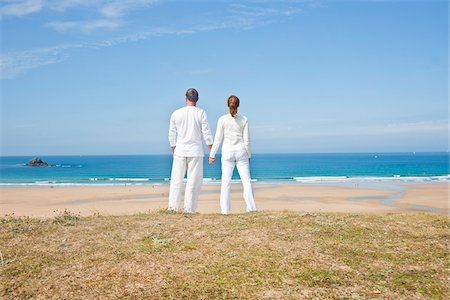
[1,183,448,217]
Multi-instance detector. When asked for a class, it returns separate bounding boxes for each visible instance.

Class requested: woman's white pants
[168,155,203,213]
[220,151,256,214]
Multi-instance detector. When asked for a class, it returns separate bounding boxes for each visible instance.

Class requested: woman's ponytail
[227,95,240,117]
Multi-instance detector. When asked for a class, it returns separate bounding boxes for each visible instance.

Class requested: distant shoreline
[1,175,448,187]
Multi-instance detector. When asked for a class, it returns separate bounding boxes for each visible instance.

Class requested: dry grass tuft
[1,211,448,299]
[52,209,81,226]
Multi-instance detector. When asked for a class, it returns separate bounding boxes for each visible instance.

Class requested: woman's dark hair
[227,95,240,117]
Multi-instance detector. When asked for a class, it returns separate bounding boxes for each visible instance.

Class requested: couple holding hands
[168,88,257,214]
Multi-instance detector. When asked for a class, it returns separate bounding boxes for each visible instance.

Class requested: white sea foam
[0,176,447,187]
[293,176,349,182]
[0,182,165,186]
[89,177,150,181]
[113,178,151,181]
[293,175,450,183]
[0,182,96,186]
[203,178,218,182]
[152,178,258,184]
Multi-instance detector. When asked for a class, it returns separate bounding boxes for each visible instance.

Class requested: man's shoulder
[175,106,187,112]
[195,107,206,114]
[171,106,187,116]
[172,106,207,118]
[193,107,209,119]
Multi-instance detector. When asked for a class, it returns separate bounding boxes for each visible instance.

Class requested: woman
[209,95,257,214]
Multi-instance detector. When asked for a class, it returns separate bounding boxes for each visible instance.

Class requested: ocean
[0,153,448,186]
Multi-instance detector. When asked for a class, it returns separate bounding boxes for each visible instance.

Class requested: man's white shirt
[168,106,213,157]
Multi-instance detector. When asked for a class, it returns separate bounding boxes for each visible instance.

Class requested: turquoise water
[0,153,448,185]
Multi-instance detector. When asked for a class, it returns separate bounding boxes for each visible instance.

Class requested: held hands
[208,144,215,164]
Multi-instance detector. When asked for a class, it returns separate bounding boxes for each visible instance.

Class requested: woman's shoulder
[219,114,231,120]
[236,114,248,123]
[220,113,248,123]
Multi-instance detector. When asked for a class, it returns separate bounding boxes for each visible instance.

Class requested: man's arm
[168,113,177,154]
[201,110,213,147]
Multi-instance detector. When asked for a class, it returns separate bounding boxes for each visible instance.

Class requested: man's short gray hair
[186,88,199,102]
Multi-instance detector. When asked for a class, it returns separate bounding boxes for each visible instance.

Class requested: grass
[1,211,448,299]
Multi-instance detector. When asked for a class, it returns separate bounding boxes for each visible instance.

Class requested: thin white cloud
[254,120,449,139]
[47,0,97,12]
[43,0,160,32]
[0,27,194,79]
[1,0,159,18]
[190,3,304,32]
[99,0,157,18]
[0,0,42,17]
[46,18,122,32]
[87,27,196,48]
[1,3,307,79]
[229,4,302,17]
[0,44,78,79]
[16,123,36,128]
[359,120,449,136]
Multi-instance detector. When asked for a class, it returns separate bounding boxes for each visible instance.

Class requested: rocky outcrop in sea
[26,157,53,167]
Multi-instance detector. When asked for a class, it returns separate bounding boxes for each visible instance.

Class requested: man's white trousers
[168,155,203,213]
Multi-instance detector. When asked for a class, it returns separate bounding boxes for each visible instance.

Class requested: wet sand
[0,183,448,217]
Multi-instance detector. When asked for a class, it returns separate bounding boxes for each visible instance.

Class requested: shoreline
[1,174,449,187]
[1,182,448,218]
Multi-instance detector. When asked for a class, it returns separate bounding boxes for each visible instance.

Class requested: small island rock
[26,157,51,167]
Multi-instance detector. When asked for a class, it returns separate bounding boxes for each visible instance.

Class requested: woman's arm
[243,119,251,159]
[209,118,224,158]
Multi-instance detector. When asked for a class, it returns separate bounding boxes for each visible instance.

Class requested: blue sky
[1,0,448,155]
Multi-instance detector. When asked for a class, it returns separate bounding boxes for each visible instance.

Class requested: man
[168,88,213,213]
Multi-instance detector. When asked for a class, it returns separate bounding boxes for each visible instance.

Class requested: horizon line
[1,151,449,157]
